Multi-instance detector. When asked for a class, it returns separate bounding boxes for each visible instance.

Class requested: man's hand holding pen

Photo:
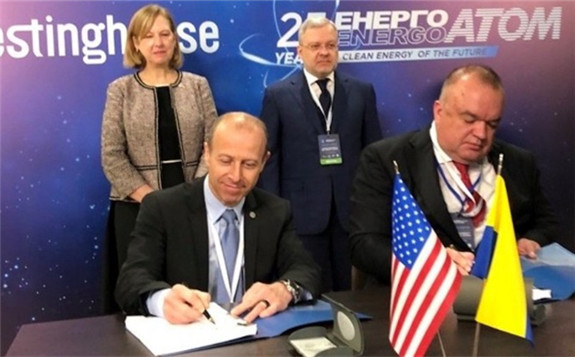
[161,282,294,325]
[163,284,212,324]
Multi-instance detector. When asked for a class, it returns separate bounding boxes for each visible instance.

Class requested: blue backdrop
[1,0,573,353]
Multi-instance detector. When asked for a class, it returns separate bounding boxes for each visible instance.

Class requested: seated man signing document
[349,64,559,283]
[116,112,321,324]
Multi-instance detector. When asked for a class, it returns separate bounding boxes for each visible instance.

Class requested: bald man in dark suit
[116,112,321,324]
[349,64,558,285]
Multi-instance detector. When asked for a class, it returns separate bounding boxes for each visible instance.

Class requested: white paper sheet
[290,337,338,357]
[125,302,257,356]
[532,288,552,301]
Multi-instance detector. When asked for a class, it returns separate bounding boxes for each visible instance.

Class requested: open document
[125,302,257,356]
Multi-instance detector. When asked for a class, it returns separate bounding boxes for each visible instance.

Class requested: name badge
[318,134,343,165]
[451,213,474,249]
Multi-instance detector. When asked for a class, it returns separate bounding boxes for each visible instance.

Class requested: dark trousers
[101,162,184,313]
[299,204,351,293]
[101,201,140,313]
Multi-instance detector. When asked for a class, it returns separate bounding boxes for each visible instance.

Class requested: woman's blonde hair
[123,4,183,69]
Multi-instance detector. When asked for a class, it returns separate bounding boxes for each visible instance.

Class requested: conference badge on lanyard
[318,134,343,165]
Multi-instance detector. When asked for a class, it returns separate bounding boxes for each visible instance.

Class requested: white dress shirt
[146,176,245,317]
[429,122,496,248]
[303,69,335,133]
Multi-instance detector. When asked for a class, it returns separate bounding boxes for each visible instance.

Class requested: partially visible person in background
[101,4,217,311]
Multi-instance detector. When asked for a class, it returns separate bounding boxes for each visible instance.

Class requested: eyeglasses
[302,43,338,52]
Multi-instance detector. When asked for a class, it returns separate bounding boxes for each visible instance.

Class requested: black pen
[203,308,215,324]
[180,282,215,324]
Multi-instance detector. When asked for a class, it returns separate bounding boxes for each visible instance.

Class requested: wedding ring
[260,299,270,308]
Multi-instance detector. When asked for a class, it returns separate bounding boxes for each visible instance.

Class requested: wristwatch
[280,279,302,304]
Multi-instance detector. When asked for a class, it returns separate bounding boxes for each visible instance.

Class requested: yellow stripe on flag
[475,175,529,339]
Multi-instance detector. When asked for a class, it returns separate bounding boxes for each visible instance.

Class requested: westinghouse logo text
[0,15,220,65]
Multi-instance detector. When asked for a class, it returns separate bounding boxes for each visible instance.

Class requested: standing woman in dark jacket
[100,4,217,311]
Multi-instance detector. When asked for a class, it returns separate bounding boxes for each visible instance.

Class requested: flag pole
[497,153,504,175]
[437,332,448,357]
[472,323,481,357]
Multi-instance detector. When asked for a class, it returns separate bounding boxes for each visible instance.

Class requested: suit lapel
[184,179,210,290]
[242,192,259,288]
[292,72,326,135]
[330,71,346,134]
[407,130,460,243]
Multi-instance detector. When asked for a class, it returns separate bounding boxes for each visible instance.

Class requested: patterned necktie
[316,78,331,117]
[453,162,486,227]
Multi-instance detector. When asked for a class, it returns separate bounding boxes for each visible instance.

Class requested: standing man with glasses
[258,17,382,292]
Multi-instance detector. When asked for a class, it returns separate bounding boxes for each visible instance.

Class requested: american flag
[389,173,462,357]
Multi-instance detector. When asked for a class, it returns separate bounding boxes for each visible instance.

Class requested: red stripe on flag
[390,256,407,321]
[390,239,439,345]
[414,269,461,356]
[412,253,461,357]
[397,242,444,355]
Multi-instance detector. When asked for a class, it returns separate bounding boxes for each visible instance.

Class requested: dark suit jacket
[349,127,559,284]
[258,71,382,234]
[115,178,321,315]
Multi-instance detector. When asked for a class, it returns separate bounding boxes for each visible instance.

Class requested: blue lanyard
[436,161,481,212]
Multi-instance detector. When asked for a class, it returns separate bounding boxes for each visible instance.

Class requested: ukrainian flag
[475,175,533,342]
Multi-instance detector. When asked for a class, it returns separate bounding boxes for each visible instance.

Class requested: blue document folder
[256,298,371,338]
[257,299,335,338]
[521,243,575,301]
[216,298,371,351]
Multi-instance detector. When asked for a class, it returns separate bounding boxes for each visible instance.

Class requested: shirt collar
[203,175,245,224]
[303,68,335,87]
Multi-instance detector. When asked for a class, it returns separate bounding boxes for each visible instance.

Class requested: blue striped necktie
[215,209,242,305]
[220,209,239,283]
